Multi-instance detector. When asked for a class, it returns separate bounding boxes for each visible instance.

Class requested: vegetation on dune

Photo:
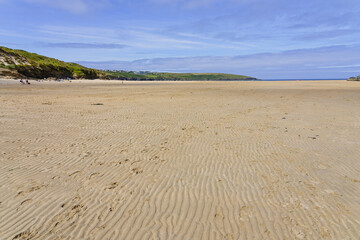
[348,76,360,81]
[0,46,257,80]
[0,46,104,79]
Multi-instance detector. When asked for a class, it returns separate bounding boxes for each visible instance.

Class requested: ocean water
[262,79,346,81]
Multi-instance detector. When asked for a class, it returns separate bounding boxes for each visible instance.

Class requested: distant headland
[0,46,257,81]
[348,75,360,81]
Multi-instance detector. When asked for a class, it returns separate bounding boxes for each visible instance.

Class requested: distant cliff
[0,46,257,80]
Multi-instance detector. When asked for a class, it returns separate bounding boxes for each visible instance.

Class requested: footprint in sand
[69,171,81,177]
[291,226,306,239]
[89,172,100,179]
[105,182,119,190]
[20,199,32,206]
[49,203,86,234]
[17,185,46,196]
[12,228,38,240]
[16,199,33,211]
[131,167,143,175]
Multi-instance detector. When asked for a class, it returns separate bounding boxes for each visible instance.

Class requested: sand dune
[0,80,359,239]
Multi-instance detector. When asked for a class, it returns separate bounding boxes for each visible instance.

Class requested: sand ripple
[0,80,359,239]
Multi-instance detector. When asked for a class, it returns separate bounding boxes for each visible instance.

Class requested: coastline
[0,78,350,86]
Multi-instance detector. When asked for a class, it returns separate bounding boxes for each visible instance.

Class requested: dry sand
[0,79,359,239]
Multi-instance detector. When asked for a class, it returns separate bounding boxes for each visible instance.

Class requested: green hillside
[105,71,256,80]
[0,46,103,79]
[0,46,257,80]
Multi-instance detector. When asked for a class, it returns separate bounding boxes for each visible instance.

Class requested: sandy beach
[0,79,359,239]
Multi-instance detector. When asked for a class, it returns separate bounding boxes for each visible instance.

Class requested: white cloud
[36,24,252,52]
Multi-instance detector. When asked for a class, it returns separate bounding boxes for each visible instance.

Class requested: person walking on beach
[20,79,24,84]
[26,79,30,85]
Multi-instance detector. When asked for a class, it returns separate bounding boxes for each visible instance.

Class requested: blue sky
[1,0,360,78]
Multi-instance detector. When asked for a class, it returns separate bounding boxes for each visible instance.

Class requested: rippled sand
[0,80,359,239]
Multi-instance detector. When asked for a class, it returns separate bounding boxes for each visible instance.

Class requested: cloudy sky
[1,0,360,79]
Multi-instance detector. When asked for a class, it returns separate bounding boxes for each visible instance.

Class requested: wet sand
[0,80,359,239]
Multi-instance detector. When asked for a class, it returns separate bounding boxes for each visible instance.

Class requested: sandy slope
[0,80,359,239]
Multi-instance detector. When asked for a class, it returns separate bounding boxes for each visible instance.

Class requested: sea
[262,78,346,81]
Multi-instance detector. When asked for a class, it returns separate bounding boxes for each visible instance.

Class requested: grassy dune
[0,46,102,79]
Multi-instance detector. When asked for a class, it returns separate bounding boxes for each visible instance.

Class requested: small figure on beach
[26,79,30,85]
[20,79,24,84]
